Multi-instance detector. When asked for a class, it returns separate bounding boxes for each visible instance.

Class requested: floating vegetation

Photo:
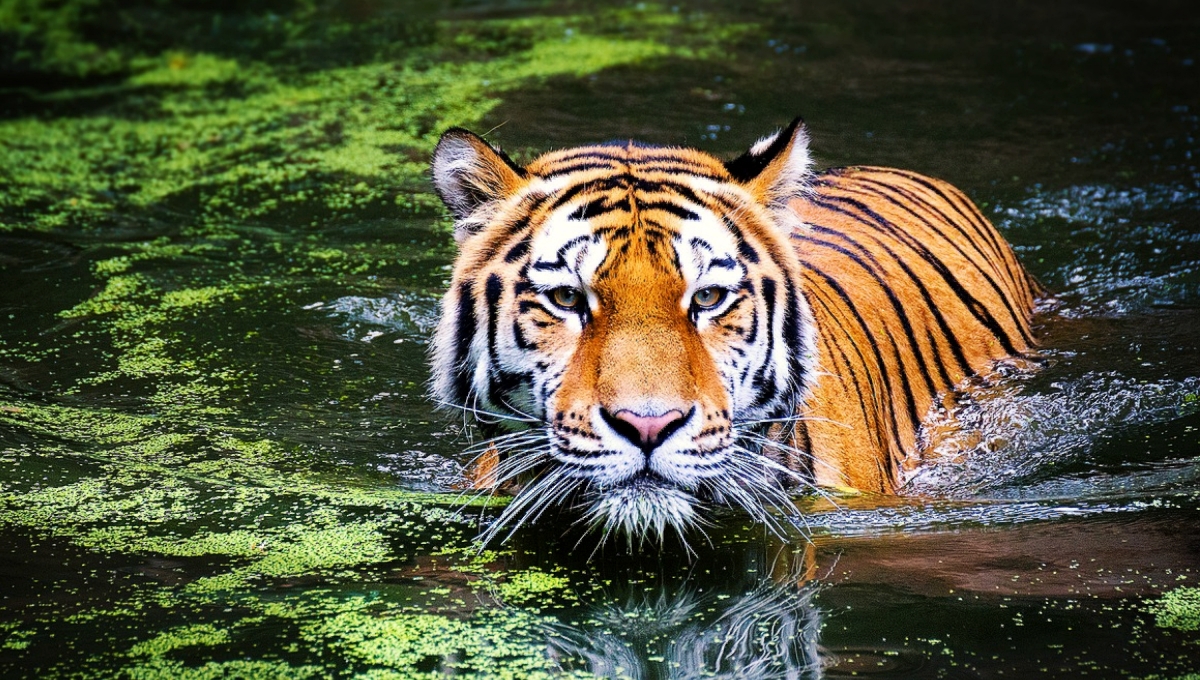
[0,1,758,675]
[1148,587,1200,633]
[2,0,1199,677]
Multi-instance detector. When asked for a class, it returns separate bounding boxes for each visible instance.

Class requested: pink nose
[605,408,687,450]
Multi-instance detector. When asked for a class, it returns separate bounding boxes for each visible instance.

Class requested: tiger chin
[427,118,1041,546]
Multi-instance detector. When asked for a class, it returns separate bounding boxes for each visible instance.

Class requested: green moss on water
[1,623,34,651]
[0,0,125,77]
[494,568,576,607]
[127,623,230,658]
[0,5,748,233]
[1148,587,1200,633]
[0,2,749,676]
[310,608,589,680]
[125,659,323,680]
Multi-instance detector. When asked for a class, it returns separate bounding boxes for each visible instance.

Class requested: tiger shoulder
[427,118,1041,542]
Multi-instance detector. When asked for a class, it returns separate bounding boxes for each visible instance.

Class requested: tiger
[428,118,1041,544]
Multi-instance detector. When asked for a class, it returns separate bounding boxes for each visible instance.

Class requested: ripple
[903,372,1200,500]
[995,183,1200,316]
[315,292,440,342]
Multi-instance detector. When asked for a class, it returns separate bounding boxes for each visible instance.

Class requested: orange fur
[431,122,1040,538]
[790,168,1039,490]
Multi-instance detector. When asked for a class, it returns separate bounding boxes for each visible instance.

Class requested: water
[1,1,1198,677]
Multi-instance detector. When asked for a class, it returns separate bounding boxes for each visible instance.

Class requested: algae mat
[2,1,1200,678]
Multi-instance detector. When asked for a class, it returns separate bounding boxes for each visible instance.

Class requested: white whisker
[436,398,540,424]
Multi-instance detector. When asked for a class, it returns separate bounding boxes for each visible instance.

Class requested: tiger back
[788,167,1040,491]
[428,118,1040,543]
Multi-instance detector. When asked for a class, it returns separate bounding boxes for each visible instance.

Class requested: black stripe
[633,178,708,207]
[518,299,551,315]
[884,168,1039,309]
[548,182,595,212]
[781,274,806,390]
[569,196,631,220]
[502,214,530,237]
[791,419,815,482]
[799,263,908,445]
[452,281,476,403]
[795,229,944,403]
[870,168,1013,274]
[540,149,630,165]
[532,234,593,271]
[633,164,725,180]
[926,327,955,389]
[485,274,503,359]
[722,216,760,263]
[748,277,778,409]
[856,174,1003,277]
[539,161,621,178]
[513,319,536,350]
[743,282,759,344]
[640,201,700,220]
[880,323,922,436]
[812,193,1025,357]
[805,221,969,382]
[504,237,530,263]
[807,288,887,451]
[847,176,1034,345]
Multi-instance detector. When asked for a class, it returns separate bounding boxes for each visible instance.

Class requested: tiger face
[429,121,818,542]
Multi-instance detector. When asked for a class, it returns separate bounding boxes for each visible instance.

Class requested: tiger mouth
[595,469,700,497]
[582,475,701,540]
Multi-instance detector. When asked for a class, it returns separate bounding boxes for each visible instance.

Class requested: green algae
[0,0,123,77]
[1,4,748,234]
[310,607,592,680]
[0,2,760,676]
[493,567,577,607]
[1,623,34,651]
[126,659,324,680]
[127,623,230,658]
[1148,587,1200,633]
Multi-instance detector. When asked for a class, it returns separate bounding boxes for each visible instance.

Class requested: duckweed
[7,1,1197,677]
[494,568,577,607]
[1,3,748,233]
[1149,587,1200,633]
[0,2,747,675]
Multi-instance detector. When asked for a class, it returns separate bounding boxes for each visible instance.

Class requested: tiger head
[429,120,818,544]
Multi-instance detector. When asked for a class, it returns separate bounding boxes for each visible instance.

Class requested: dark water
[1,1,1198,678]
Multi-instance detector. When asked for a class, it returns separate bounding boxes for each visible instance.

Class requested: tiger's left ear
[724,117,813,209]
[431,128,528,242]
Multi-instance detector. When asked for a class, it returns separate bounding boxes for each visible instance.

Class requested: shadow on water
[1,0,1199,677]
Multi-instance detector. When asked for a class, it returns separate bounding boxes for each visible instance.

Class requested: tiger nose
[601,408,690,453]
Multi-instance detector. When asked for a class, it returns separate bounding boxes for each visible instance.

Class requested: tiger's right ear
[431,128,527,241]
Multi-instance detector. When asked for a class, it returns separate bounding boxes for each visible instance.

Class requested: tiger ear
[431,128,527,241]
[724,117,813,208]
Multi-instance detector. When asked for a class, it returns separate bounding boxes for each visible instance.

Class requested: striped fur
[429,120,1040,543]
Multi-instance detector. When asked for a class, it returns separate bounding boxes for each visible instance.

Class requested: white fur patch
[749,131,779,157]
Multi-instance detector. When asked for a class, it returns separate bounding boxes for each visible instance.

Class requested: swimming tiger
[428,118,1041,543]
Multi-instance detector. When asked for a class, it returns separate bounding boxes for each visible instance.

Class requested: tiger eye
[692,287,725,309]
[550,287,583,310]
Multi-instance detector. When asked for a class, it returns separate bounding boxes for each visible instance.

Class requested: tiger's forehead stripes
[515,172,763,296]
[527,142,733,180]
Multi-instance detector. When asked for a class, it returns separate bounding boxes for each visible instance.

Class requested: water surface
[1,1,1198,677]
